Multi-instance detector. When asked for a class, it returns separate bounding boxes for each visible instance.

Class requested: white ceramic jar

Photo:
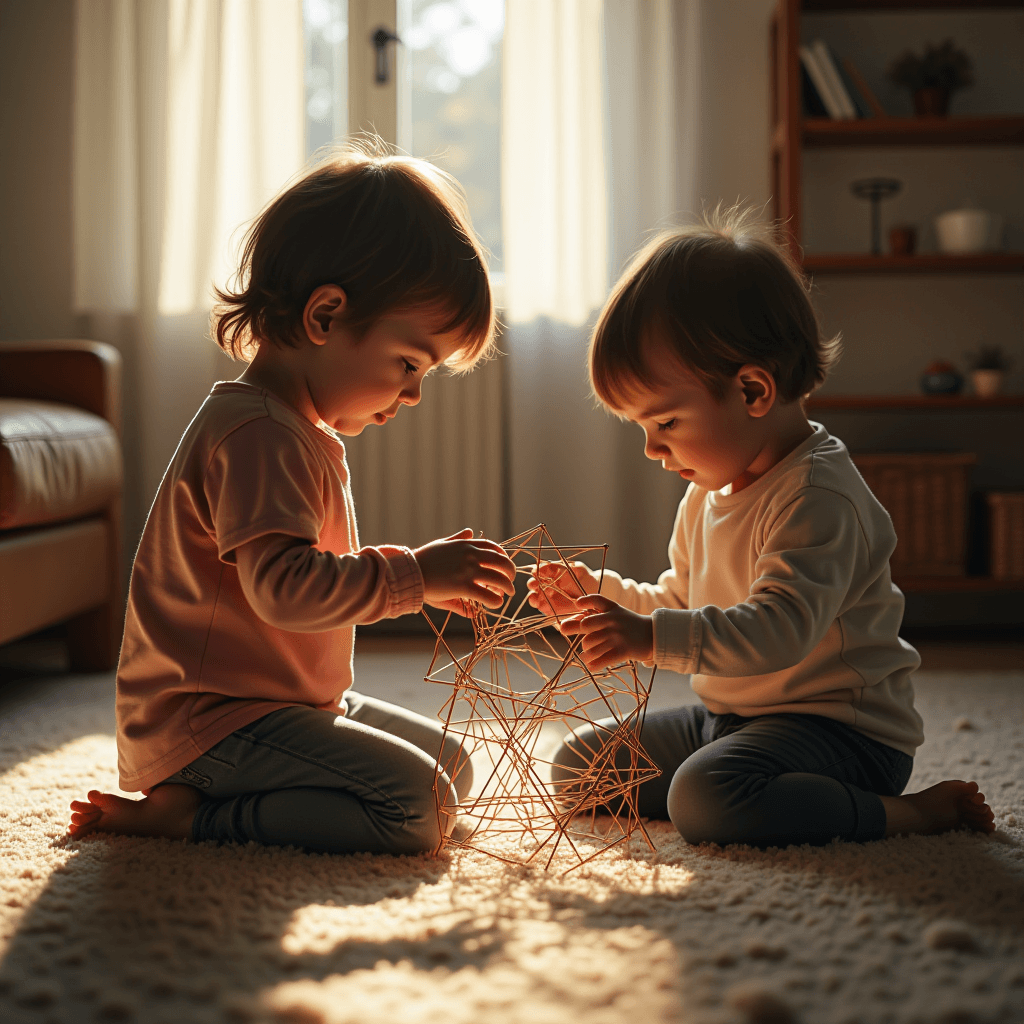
[934,208,993,254]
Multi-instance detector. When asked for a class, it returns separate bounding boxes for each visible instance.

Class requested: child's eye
[657,418,677,432]
[403,360,419,375]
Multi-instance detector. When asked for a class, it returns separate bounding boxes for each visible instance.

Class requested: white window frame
[347,0,400,146]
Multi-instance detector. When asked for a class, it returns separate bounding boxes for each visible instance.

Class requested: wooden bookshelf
[769,0,1024,268]
[807,393,1024,409]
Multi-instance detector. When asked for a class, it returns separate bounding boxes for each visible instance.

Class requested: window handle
[372,27,401,85]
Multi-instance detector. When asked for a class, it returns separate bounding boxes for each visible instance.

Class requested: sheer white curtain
[502,0,702,582]
[73,0,304,549]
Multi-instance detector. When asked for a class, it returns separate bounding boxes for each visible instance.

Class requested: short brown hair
[212,138,496,371]
[589,205,840,408]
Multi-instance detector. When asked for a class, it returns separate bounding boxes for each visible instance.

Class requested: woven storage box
[852,452,975,577]
[986,492,1024,580]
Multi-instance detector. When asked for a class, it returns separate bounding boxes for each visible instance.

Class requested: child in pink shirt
[69,147,516,855]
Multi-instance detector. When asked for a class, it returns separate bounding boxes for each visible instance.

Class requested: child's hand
[526,560,599,616]
[415,529,516,614]
[559,594,654,671]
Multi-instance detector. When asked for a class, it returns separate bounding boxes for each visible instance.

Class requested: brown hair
[589,205,841,409]
[212,138,496,371]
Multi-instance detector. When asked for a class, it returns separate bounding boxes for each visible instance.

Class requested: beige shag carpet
[1,663,1023,1024]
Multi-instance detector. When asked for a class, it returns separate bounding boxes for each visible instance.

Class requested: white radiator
[342,358,507,549]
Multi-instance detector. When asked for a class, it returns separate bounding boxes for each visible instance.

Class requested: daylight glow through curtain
[73,0,303,542]
[501,0,608,326]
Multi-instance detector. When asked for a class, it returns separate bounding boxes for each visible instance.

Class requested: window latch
[372,27,401,85]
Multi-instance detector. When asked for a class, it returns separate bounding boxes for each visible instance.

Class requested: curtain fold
[503,0,702,581]
[73,0,304,553]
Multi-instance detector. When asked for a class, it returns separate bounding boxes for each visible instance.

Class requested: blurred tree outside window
[402,0,504,274]
[304,0,349,159]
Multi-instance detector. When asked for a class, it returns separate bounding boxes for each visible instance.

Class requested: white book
[799,45,844,119]
[811,39,857,119]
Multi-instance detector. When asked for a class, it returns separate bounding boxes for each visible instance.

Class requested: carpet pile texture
[1,667,1022,1024]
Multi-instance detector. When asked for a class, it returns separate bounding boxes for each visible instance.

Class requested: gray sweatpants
[553,705,913,848]
[162,691,472,856]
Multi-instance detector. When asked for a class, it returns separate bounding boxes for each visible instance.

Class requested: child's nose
[401,380,422,406]
[643,431,666,460]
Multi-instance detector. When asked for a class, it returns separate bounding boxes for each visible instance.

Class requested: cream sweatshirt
[598,423,925,756]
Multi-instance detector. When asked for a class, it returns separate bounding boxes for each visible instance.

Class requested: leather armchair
[0,340,124,670]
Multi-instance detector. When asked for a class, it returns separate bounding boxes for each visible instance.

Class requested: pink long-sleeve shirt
[115,382,424,791]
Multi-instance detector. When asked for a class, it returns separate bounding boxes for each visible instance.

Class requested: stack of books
[800,39,887,119]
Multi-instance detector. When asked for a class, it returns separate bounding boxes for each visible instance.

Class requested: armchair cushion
[0,398,122,530]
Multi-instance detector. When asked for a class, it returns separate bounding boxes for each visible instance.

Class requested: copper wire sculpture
[424,524,661,872]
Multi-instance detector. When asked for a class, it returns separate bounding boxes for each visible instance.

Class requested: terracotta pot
[889,225,917,256]
[913,87,950,117]
[972,369,1004,398]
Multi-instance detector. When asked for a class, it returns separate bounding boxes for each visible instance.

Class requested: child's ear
[736,365,776,418]
[303,284,348,346]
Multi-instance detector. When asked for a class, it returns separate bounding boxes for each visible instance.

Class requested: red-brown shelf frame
[802,115,1024,147]
[806,393,1024,409]
[893,575,1024,592]
[805,1,1022,11]
[803,252,1024,272]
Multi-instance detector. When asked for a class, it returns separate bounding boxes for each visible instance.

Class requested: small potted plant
[887,39,974,117]
[965,345,1012,398]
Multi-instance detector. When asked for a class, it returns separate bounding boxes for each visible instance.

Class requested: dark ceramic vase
[913,87,950,117]
[920,366,964,396]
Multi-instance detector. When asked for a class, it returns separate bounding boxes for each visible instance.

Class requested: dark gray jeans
[553,704,913,848]
[162,691,472,856]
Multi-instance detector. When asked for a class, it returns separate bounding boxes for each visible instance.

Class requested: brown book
[843,58,888,118]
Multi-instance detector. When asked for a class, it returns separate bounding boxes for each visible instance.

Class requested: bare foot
[68,784,202,840]
[881,780,995,838]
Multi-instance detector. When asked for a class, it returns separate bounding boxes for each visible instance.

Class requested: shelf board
[802,115,1024,147]
[893,575,1024,593]
[804,1,1024,11]
[807,394,1024,410]
[802,252,1024,273]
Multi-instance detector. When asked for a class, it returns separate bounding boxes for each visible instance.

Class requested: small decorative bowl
[920,361,964,396]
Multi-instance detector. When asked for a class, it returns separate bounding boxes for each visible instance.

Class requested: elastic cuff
[652,607,701,674]
[846,785,887,842]
[378,545,425,616]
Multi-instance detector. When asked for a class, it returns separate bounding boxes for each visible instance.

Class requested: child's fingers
[576,594,616,613]
[473,567,517,597]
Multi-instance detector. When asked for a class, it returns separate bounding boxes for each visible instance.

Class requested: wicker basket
[852,453,975,576]
[986,492,1024,580]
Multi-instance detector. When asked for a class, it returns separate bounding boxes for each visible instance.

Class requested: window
[302,0,503,273]
[304,0,348,158]
[401,0,504,272]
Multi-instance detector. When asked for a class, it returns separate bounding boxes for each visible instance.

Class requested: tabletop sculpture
[424,524,661,872]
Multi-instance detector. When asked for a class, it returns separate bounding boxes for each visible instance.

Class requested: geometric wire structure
[424,525,661,873]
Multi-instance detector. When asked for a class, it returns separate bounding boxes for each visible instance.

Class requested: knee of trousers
[385,773,459,855]
[666,763,737,846]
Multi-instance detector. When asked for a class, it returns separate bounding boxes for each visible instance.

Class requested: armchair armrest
[0,339,122,435]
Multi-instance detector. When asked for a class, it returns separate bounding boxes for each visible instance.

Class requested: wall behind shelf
[802,9,1024,119]
[812,273,1024,395]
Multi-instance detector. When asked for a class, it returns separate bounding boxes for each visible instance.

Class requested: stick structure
[424,524,661,872]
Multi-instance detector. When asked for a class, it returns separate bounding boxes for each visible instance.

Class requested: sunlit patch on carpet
[1,672,1022,1024]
